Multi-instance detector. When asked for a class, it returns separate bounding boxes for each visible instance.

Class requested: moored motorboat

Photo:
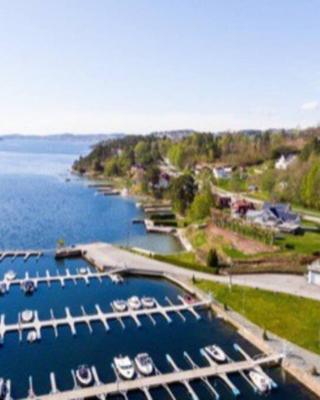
[27,330,38,343]
[110,274,123,284]
[75,365,93,387]
[127,296,141,310]
[0,378,11,400]
[114,356,135,380]
[248,370,272,393]
[79,267,88,275]
[112,300,127,312]
[4,270,16,281]
[21,280,36,295]
[21,309,34,323]
[183,294,197,304]
[204,345,227,363]
[0,283,7,295]
[141,297,155,309]
[134,353,153,376]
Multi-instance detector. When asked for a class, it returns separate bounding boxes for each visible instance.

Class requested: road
[81,243,320,302]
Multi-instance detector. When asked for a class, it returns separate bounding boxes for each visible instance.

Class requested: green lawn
[275,231,320,254]
[196,280,320,355]
[153,252,217,274]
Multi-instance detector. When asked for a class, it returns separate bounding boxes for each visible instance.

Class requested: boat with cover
[27,330,38,343]
[134,353,153,376]
[204,345,227,363]
[21,280,35,294]
[141,297,155,309]
[21,309,34,323]
[127,296,141,310]
[75,365,93,387]
[4,270,16,281]
[248,370,272,393]
[0,379,11,400]
[112,300,127,312]
[114,356,135,380]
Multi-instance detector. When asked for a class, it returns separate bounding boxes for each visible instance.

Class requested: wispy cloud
[301,101,319,111]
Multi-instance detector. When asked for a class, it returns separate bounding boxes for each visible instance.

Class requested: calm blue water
[0,138,181,252]
[0,138,316,400]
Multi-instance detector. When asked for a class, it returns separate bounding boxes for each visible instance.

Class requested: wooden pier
[21,351,283,400]
[0,298,209,343]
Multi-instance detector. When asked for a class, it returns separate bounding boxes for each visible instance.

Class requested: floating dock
[0,251,42,262]
[20,351,283,400]
[0,297,209,342]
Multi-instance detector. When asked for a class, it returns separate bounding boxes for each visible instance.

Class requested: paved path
[81,243,320,301]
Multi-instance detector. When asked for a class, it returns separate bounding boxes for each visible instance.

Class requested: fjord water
[0,256,317,400]
[0,138,317,399]
[0,138,181,252]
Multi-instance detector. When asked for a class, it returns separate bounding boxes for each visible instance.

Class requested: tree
[261,168,276,193]
[189,188,214,221]
[104,158,120,176]
[169,174,197,214]
[134,141,153,166]
[207,249,219,268]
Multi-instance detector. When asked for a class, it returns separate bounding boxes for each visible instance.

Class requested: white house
[275,154,297,170]
[213,166,232,180]
[308,260,320,286]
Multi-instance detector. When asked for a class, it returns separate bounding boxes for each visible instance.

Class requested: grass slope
[196,280,320,355]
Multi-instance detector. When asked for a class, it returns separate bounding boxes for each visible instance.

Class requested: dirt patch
[207,223,275,255]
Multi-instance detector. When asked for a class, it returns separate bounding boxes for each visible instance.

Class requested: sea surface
[0,137,181,252]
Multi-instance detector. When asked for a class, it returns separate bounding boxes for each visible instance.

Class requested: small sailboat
[27,330,38,343]
[75,365,93,387]
[112,300,127,312]
[0,378,11,400]
[204,345,227,363]
[134,353,153,376]
[21,309,34,323]
[248,370,272,393]
[127,296,141,310]
[141,297,155,309]
[4,270,16,281]
[114,356,135,380]
[21,280,36,295]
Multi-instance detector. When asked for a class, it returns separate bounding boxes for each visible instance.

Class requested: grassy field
[153,252,217,274]
[275,230,320,255]
[196,280,320,355]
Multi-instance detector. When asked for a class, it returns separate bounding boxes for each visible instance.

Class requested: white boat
[79,267,88,275]
[248,370,272,393]
[141,297,155,309]
[27,330,38,343]
[134,353,153,376]
[0,378,11,400]
[112,300,127,312]
[4,270,16,281]
[114,356,135,380]
[21,309,34,323]
[121,188,129,197]
[127,296,141,310]
[204,345,227,363]
[75,365,93,387]
[110,274,123,284]
[21,280,36,294]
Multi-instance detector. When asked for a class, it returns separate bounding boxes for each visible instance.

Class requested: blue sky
[0,0,319,134]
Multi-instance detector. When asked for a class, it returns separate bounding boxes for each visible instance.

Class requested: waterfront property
[0,245,318,399]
